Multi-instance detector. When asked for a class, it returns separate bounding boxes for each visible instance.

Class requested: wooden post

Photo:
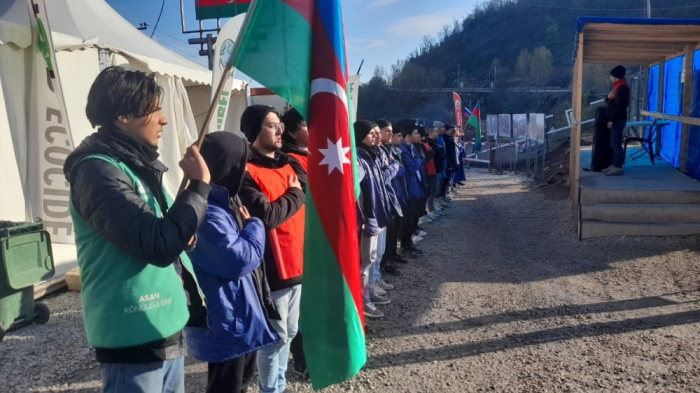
[655,58,665,157]
[680,45,694,173]
[571,33,584,224]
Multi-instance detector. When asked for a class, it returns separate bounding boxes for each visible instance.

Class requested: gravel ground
[3,169,700,392]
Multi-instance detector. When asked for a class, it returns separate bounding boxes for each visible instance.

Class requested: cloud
[386,7,471,39]
[367,0,400,9]
[347,38,390,52]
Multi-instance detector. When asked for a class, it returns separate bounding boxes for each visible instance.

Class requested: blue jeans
[100,358,184,393]
[373,227,387,283]
[610,120,626,168]
[257,285,301,393]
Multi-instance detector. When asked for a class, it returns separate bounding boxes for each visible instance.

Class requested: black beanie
[417,126,428,138]
[240,105,277,143]
[354,120,375,144]
[610,65,626,79]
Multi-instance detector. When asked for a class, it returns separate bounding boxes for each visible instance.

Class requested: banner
[26,0,76,244]
[452,92,462,129]
[348,75,361,123]
[196,0,251,20]
[209,14,246,135]
[486,115,498,137]
[498,114,512,138]
[513,114,528,138]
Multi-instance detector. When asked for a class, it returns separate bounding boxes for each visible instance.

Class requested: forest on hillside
[358,0,700,122]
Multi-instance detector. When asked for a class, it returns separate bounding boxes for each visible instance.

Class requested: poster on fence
[513,114,528,138]
[528,113,545,141]
[498,114,511,138]
[486,115,498,137]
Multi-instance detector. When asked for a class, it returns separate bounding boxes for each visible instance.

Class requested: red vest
[246,163,305,280]
[287,152,308,172]
[422,142,437,176]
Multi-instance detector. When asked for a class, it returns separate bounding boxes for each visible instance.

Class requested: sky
[106,0,479,82]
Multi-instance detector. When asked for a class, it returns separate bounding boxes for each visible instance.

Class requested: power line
[150,0,165,38]
[515,2,700,12]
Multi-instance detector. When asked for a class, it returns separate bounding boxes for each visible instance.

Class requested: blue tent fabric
[686,56,700,179]
[572,17,700,65]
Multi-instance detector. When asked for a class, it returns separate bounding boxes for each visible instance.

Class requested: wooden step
[581,203,700,224]
[579,220,700,240]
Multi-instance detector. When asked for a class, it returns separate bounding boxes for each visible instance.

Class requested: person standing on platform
[603,65,630,177]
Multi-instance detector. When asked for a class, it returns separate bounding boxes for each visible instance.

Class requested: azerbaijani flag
[468,101,482,151]
[195,0,251,20]
[231,0,365,390]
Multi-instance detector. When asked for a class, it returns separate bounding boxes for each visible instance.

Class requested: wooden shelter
[571,17,700,239]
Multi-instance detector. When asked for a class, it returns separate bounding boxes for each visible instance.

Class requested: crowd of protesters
[63,66,467,393]
[354,119,467,318]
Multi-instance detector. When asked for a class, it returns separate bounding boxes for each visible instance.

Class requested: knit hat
[433,121,444,128]
[610,65,626,79]
[417,126,428,138]
[354,120,375,144]
[240,105,277,143]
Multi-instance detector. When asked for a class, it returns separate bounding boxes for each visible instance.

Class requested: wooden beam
[587,23,700,33]
[656,58,665,156]
[585,32,700,45]
[641,65,649,119]
[571,33,584,230]
[681,45,695,173]
[585,42,690,52]
[640,111,700,127]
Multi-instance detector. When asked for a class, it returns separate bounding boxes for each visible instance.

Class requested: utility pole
[457,63,461,88]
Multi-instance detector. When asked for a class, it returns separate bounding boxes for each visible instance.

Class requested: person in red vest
[281,108,309,177]
[238,105,305,393]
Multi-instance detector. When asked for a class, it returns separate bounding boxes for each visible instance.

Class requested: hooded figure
[185,132,280,392]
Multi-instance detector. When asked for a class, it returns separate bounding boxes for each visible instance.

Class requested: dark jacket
[281,142,308,190]
[399,141,425,199]
[356,146,393,234]
[63,128,210,363]
[444,135,459,173]
[185,184,280,362]
[427,138,446,174]
[389,145,408,207]
[377,144,403,218]
[606,82,630,123]
[239,148,306,292]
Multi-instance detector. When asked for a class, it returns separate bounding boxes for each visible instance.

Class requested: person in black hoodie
[603,65,631,177]
[238,105,306,393]
[280,108,308,188]
[63,66,211,393]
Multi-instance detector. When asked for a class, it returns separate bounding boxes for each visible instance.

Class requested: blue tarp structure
[646,50,700,176]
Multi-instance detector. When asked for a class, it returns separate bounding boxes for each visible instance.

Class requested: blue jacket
[185,184,280,363]
[356,147,393,233]
[399,141,425,199]
[389,145,408,207]
[378,144,403,218]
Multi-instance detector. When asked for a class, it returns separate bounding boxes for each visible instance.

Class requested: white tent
[0,0,248,289]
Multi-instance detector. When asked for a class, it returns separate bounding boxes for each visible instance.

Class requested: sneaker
[378,279,395,290]
[408,245,423,255]
[427,212,440,220]
[417,219,425,226]
[434,207,444,213]
[412,235,423,243]
[442,197,453,204]
[384,265,403,276]
[418,230,428,237]
[392,255,409,264]
[458,181,467,186]
[364,303,384,318]
[291,364,310,380]
[373,283,387,296]
[605,167,624,176]
[420,215,433,223]
[370,294,391,305]
[398,250,418,259]
[601,165,615,173]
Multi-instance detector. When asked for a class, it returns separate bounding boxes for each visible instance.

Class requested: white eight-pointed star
[318,137,351,175]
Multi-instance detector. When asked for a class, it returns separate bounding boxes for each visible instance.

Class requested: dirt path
[3,170,700,392]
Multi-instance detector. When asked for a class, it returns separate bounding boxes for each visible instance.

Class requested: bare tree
[516,49,532,90]
[530,46,554,91]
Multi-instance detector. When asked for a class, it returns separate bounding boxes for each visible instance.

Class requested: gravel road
[2,169,700,392]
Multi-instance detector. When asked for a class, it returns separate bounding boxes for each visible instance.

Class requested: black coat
[427,139,446,173]
[606,84,630,123]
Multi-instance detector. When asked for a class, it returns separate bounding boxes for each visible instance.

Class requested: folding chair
[623,118,657,165]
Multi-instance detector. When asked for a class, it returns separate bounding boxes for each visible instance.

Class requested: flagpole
[177,0,260,194]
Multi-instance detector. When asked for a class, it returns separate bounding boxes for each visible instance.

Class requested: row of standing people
[65,66,312,393]
[354,119,467,319]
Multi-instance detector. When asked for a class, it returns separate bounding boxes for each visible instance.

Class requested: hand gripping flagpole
[177,0,259,194]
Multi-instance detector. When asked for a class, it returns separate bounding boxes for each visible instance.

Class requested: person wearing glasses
[238,105,305,393]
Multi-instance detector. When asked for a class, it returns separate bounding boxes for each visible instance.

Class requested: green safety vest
[70,154,202,349]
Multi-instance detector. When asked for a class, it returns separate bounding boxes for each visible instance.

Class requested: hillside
[358,0,700,122]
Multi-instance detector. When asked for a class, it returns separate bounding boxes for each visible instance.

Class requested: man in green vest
[63,66,211,393]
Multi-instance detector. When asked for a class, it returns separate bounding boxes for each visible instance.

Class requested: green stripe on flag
[232,0,312,118]
[301,190,366,390]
